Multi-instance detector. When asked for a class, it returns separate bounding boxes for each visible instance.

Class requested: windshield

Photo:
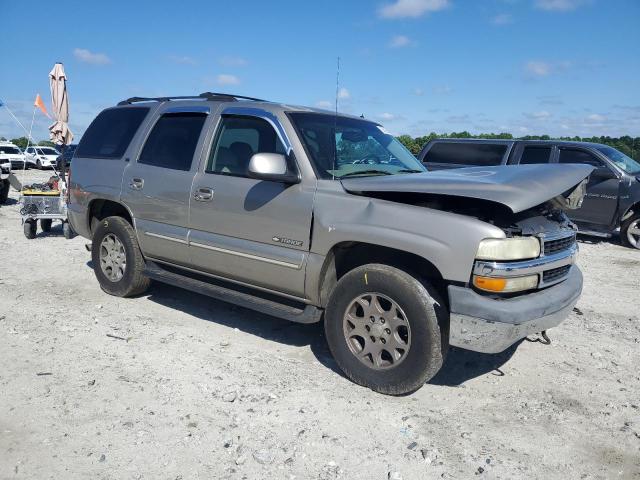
[38,147,60,155]
[595,145,640,175]
[0,146,22,155]
[289,112,426,179]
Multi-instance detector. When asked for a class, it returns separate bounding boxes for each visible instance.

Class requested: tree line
[0,137,57,149]
[397,132,640,161]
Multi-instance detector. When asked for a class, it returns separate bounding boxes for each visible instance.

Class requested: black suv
[419,139,640,249]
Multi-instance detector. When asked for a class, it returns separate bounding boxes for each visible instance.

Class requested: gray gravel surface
[1,170,639,479]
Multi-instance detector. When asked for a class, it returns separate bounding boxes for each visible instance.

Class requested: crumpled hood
[341,164,594,213]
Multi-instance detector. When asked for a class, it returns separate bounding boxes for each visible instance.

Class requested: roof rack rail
[117,92,266,106]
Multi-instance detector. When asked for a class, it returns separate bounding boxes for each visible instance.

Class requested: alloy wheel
[99,233,127,282]
[343,292,411,370]
[627,219,640,249]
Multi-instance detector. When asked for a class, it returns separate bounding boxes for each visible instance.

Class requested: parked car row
[0,141,76,170]
[419,139,640,249]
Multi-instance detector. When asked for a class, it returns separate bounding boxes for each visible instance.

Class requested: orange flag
[34,94,50,118]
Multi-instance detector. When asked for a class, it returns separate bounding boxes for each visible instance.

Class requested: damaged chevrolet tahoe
[68,93,592,395]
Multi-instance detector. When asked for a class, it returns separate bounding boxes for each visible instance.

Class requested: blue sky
[1,0,639,142]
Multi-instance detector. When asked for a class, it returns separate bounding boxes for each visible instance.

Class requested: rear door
[557,147,620,227]
[121,106,210,266]
[421,142,509,171]
[188,110,314,297]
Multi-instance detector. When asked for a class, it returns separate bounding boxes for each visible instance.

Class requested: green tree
[10,137,31,149]
[37,140,56,147]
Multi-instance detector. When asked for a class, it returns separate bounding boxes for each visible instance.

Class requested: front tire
[23,220,37,239]
[621,213,640,249]
[36,160,42,170]
[324,264,447,395]
[91,216,150,297]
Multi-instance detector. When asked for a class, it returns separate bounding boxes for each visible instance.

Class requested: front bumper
[448,266,583,353]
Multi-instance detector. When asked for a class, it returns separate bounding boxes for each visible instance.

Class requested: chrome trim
[164,106,210,114]
[144,231,188,245]
[147,257,309,303]
[190,241,302,270]
[220,106,293,154]
[473,244,577,287]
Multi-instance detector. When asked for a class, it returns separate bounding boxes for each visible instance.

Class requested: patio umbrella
[48,62,73,181]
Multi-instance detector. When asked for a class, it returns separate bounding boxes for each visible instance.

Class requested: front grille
[544,233,576,256]
[542,265,571,284]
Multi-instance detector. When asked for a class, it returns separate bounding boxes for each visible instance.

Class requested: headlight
[473,274,539,293]
[476,237,540,261]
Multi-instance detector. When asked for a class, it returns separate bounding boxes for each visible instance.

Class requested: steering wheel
[352,154,381,165]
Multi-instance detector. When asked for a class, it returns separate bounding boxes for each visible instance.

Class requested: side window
[76,107,149,159]
[519,146,552,165]
[27,147,34,154]
[207,115,285,176]
[138,112,207,171]
[558,149,604,168]
[424,143,506,166]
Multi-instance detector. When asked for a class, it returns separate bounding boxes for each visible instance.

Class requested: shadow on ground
[428,343,521,386]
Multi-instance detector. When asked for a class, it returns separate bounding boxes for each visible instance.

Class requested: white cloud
[413,88,424,96]
[525,61,551,77]
[389,35,411,48]
[491,13,513,25]
[315,100,333,109]
[524,110,552,120]
[219,56,248,67]
[534,0,589,11]
[378,0,449,19]
[216,74,240,86]
[168,55,196,65]
[377,112,399,121]
[433,85,453,95]
[338,87,350,100]
[585,113,606,123]
[73,48,111,65]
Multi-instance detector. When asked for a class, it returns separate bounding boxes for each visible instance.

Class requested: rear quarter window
[424,143,507,166]
[76,107,150,159]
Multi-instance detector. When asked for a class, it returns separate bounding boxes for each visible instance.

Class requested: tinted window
[76,107,149,159]
[519,146,552,164]
[424,143,506,166]
[0,146,21,155]
[558,149,603,167]
[207,116,285,176]
[138,113,207,171]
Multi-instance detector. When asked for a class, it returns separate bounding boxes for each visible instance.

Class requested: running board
[577,230,612,238]
[143,261,323,324]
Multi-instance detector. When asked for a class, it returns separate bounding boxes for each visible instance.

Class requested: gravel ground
[1,170,639,480]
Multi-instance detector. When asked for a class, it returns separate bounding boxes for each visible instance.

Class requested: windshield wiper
[338,170,393,178]
[396,169,424,173]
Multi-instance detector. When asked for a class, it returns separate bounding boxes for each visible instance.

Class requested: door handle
[129,178,144,190]
[194,187,214,202]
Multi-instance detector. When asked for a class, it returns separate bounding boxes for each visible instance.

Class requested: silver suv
[68,93,591,394]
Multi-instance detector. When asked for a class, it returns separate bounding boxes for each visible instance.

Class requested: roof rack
[117,92,266,106]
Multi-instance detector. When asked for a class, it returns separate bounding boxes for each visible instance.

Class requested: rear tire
[621,213,640,250]
[91,216,150,297]
[0,180,8,204]
[40,219,52,232]
[24,220,37,239]
[63,221,75,240]
[324,264,447,395]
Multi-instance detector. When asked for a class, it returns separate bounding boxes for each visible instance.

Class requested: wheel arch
[316,241,448,308]
[87,198,134,236]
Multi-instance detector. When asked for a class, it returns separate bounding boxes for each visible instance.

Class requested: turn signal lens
[476,237,541,261]
[473,274,538,293]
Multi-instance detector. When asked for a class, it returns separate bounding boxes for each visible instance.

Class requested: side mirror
[592,167,617,180]
[247,153,299,184]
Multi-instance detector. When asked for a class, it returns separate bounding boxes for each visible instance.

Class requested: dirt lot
[1,170,639,480]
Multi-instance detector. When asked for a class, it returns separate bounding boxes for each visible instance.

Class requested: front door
[558,147,620,227]
[121,107,209,266]
[188,113,315,297]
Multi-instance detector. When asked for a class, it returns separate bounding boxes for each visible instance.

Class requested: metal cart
[19,187,73,239]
